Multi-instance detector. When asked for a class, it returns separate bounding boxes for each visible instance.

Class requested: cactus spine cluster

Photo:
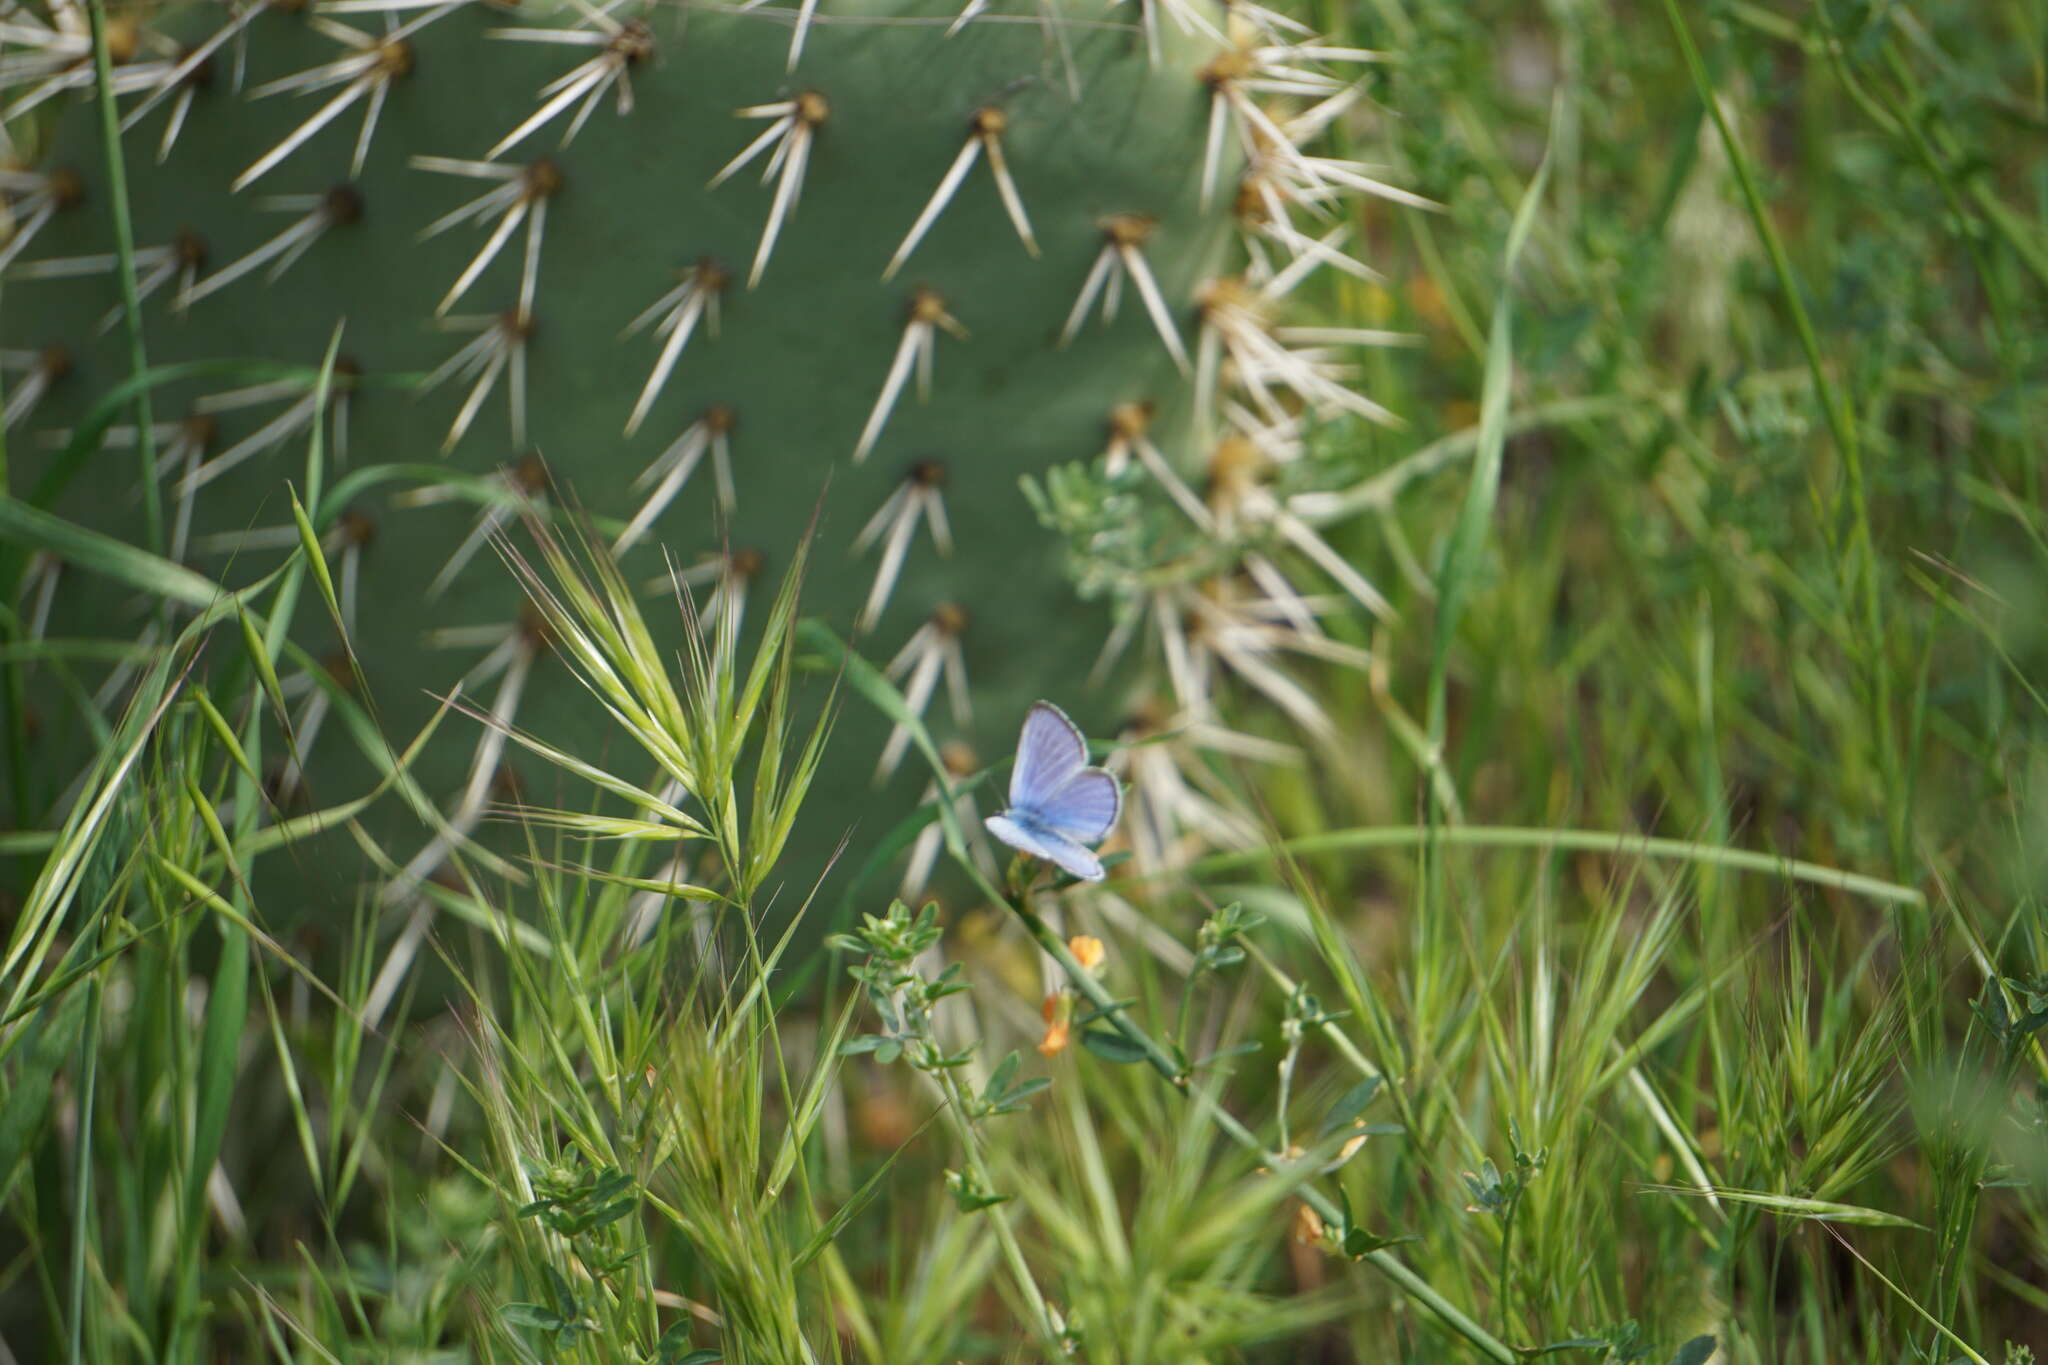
[3,0,1407,902]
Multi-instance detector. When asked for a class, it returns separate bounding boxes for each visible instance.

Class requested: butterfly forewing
[1009,701,1089,809]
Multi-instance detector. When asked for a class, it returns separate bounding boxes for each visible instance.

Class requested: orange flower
[1067,935,1106,973]
[1038,992,1073,1057]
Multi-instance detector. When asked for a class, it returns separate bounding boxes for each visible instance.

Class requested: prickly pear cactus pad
[3,0,1402,911]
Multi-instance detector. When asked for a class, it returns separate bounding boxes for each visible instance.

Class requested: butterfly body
[984,701,1121,882]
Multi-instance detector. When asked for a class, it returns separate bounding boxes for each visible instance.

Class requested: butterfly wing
[1009,700,1088,809]
[985,812,1107,883]
[1038,767,1121,844]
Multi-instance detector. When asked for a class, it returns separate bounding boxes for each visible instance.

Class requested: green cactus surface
[4,0,1385,914]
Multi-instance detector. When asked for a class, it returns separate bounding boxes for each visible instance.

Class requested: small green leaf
[544,1263,580,1317]
[500,1303,564,1330]
[985,1050,1021,1098]
[653,1322,722,1364]
[1666,1336,1717,1365]
[1080,1028,1149,1064]
[1319,1075,1384,1135]
[591,1196,640,1229]
[839,1033,907,1060]
[945,1168,1011,1212]
[1341,1227,1417,1258]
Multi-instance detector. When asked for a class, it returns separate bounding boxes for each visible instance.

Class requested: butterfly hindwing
[1039,767,1120,843]
[984,813,1106,883]
[1009,701,1088,809]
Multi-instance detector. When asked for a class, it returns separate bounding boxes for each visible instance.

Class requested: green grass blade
[0,497,223,610]
[1424,106,1555,760]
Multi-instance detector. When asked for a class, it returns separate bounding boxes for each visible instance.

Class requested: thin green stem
[66,973,104,1365]
[1178,824,1923,906]
[1172,962,1200,1057]
[928,1062,1064,1355]
[86,0,162,555]
[1496,1200,1516,1336]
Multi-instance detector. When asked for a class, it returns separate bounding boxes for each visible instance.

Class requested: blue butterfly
[984,701,1121,882]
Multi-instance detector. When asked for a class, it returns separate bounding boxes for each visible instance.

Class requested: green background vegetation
[2,0,2046,1361]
